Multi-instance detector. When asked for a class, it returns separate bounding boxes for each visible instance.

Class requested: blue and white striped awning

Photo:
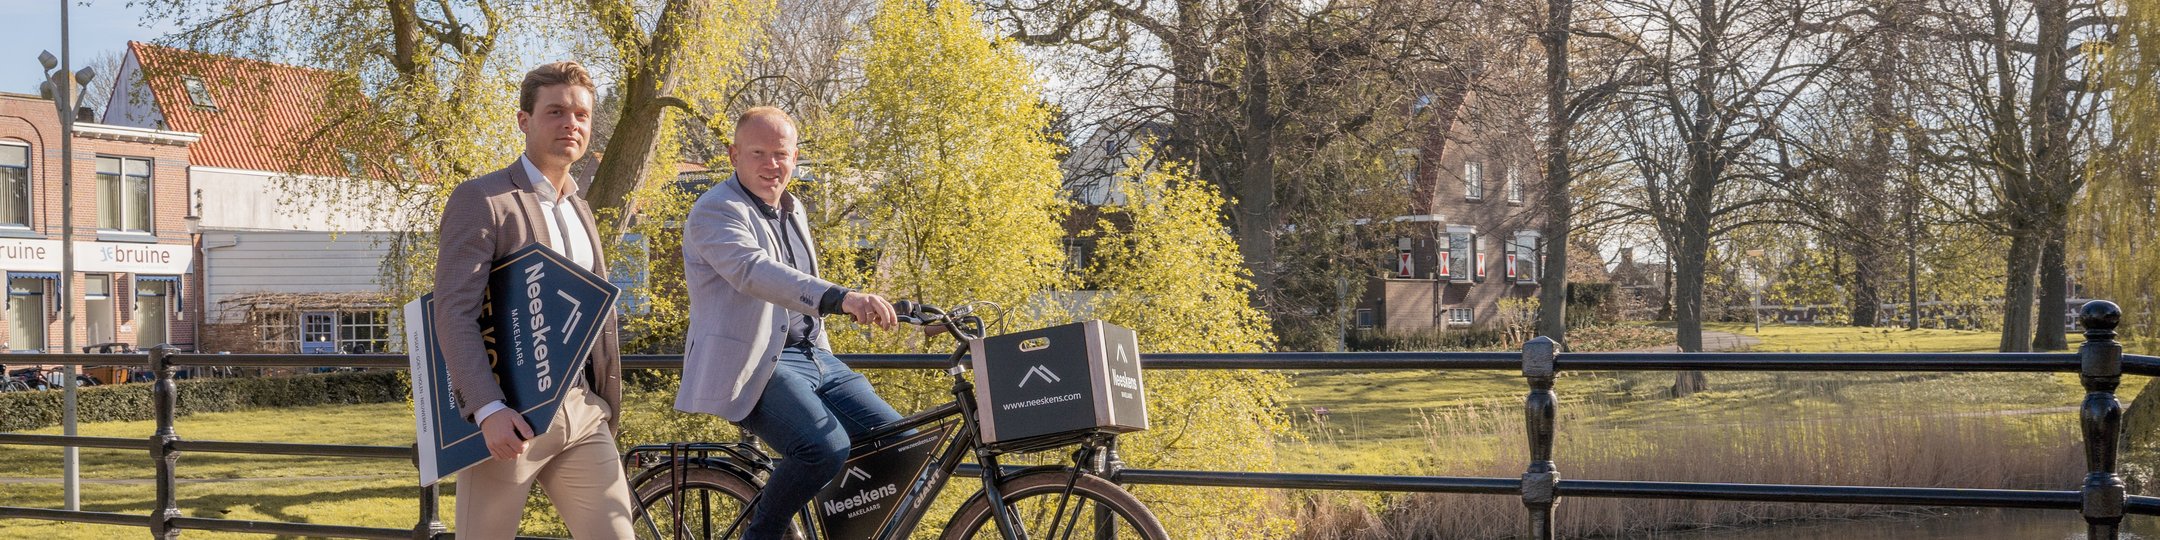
[8,272,58,280]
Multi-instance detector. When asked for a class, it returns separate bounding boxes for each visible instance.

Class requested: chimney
[76,106,95,123]
[1620,246,1634,266]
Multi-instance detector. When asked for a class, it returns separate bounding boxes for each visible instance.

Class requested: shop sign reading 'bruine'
[0,238,192,274]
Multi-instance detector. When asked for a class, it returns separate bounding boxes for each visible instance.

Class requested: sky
[2,0,177,98]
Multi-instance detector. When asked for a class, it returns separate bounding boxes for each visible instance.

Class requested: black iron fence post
[413,443,445,539]
[148,346,181,539]
[2079,300,2126,539]
[1521,336,1560,540]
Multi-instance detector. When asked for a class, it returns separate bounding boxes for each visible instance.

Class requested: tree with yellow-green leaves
[805,1,1289,534]
[1087,148,1292,537]
[2085,0,2159,354]
[2089,0,2160,456]
[808,0,1074,408]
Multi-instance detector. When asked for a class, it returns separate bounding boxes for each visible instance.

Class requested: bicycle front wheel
[940,470,1168,540]
[631,466,771,540]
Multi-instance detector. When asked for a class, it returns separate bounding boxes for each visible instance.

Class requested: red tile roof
[126,41,387,178]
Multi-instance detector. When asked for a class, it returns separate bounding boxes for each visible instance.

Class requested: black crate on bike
[970,320,1148,453]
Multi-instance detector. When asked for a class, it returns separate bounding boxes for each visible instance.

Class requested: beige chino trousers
[453,384,636,539]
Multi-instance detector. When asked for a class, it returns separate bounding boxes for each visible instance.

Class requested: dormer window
[339,150,362,178]
[182,76,215,109]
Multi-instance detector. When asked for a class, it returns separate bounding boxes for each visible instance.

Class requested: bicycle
[623,301,1167,540]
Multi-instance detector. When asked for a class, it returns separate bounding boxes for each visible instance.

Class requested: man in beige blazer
[431,61,635,539]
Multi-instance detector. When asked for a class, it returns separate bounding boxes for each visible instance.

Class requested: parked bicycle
[623,301,1167,540]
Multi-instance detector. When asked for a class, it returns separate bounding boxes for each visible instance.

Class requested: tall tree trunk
[1535,0,1575,344]
[1849,21,1897,328]
[1673,230,1708,353]
[586,0,701,218]
[2026,0,2073,351]
[2000,231,2038,352]
[1658,263,1675,321]
[1849,235,1884,326]
[2033,223,2069,349]
[1163,0,1210,170]
[1670,214,1710,396]
[1235,0,1279,300]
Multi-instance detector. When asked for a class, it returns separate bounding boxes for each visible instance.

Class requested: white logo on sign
[1019,365,1062,387]
[840,466,872,486]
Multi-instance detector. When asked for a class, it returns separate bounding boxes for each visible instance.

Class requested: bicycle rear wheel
[939,470,1168,540]
[630,466,780,540]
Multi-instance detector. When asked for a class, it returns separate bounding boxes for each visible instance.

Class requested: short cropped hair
[519,61,596,113]
[734,106,798,135]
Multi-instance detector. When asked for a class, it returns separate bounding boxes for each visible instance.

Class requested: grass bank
[0,402,425,539]
[1279,323,2135,538]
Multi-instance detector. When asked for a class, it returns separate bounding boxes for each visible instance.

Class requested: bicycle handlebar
[891,300,986,342]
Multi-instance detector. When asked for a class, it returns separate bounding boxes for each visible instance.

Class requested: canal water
[1630,509,2156,539]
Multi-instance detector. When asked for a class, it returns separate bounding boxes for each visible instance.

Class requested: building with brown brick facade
[1355,90,1545,333]
[0,92,200,354]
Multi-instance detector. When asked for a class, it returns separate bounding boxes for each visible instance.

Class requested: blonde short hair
[734,106,798,135]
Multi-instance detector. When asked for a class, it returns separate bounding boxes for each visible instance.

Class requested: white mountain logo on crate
[1019,365,1062,387]
[840,466,872,486]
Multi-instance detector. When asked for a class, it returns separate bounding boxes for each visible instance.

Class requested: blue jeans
[734,345,902,539]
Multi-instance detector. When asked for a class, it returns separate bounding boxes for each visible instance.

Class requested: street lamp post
[37,0,94,510]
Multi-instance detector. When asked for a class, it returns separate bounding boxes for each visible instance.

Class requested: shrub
[0,370,407,433]
[1348,327,1513,352]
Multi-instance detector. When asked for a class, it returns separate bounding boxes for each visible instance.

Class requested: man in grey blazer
[679,106,901,539]
[432,61,636,539]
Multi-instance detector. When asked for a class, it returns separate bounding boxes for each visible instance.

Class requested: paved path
[1623,330,1762,352]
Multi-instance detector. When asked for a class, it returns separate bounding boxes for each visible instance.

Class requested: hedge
[0,370,408,433]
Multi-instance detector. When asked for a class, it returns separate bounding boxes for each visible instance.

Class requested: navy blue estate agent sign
[406,244,620,485]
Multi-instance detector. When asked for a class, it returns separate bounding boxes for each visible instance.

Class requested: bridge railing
[0,300,2153,539]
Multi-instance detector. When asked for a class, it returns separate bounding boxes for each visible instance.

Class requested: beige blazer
[432,160,624,430]
[677,176,836,422]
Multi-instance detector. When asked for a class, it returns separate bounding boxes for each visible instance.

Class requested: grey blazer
[677,176,837,422]
[432,160,623,430]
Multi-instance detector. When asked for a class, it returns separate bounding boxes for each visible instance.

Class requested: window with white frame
[1446,228,1476,283]
[1506,167,1523,203]
[338,310,392,353]
[96,156,152,232]
[0,143,28,227]
[85,275,114,345]
[1509,233,1540,283]
[1464,161,1485,200]
[1447,307,1474,326]
[6,275,48,351]
[257,312,298,353]
[1355,309,1375,329]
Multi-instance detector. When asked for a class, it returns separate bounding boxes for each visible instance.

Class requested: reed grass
[1283,400,2081,539]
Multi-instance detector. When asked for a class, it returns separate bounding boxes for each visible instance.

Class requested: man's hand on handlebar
[841,291,899,331]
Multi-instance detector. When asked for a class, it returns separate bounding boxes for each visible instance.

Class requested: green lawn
[0,402,432,539]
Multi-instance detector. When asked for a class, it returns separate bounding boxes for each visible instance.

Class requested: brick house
[0,92,200,353]
[103,42,414,354]
[1354,90,1545,333]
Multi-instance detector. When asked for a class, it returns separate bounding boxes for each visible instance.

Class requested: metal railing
[1,300,2155,539]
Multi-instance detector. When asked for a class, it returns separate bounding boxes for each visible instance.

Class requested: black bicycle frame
[840,341,1031,540]
[632,326,1048,539]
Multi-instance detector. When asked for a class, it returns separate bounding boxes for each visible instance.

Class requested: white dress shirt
[474,154,598,427]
